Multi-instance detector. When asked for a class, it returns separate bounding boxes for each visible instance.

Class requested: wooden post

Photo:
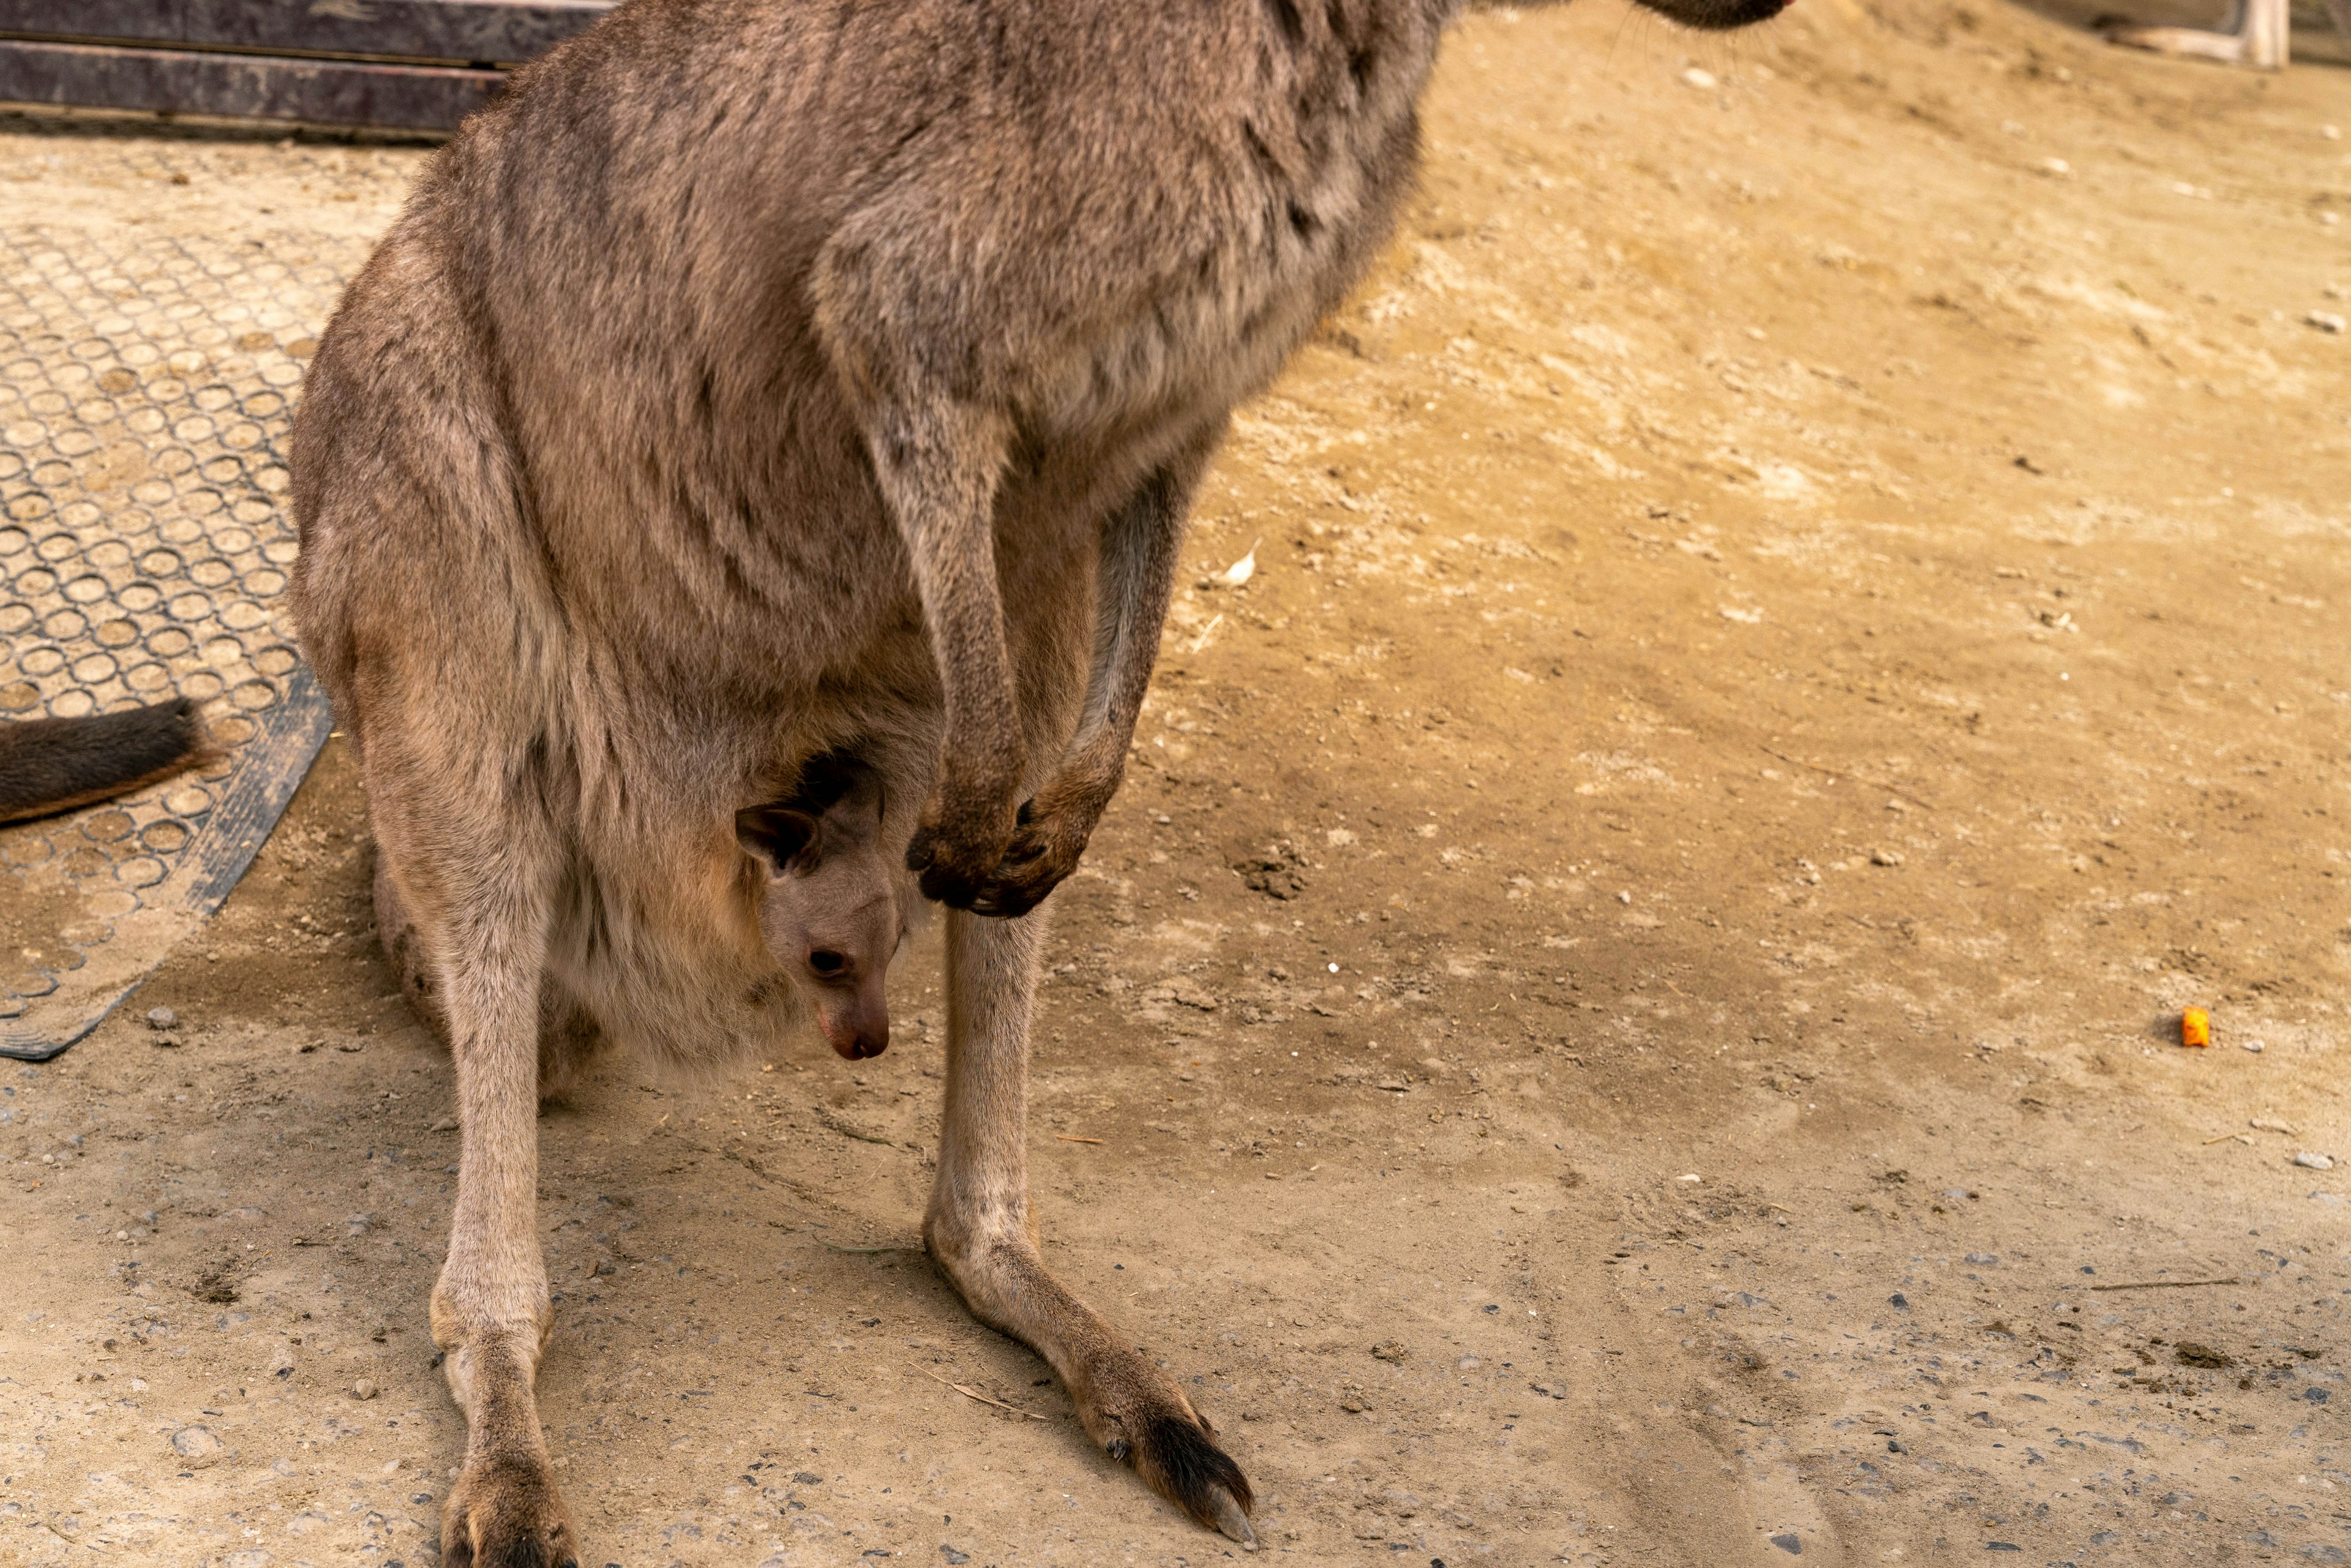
[0,0,613,130]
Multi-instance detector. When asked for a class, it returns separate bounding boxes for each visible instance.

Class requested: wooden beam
[0,1,613,67]
[0,37,504,129]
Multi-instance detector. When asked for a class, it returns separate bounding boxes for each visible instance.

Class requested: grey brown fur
[378,749,911,1087]
[289,0,1785,1561]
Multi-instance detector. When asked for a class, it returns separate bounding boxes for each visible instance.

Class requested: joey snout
[814,975,890,1060]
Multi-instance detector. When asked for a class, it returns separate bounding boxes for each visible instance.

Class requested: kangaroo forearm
[1070,435,1219,772]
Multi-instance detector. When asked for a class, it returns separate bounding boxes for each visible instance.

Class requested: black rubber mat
[0,223,361,1060]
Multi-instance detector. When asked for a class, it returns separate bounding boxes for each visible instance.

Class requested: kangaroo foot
[435,1330,577,1568]
[930,1232,1255,1545]
[1070,1343,1257,1545]
[443,1447,579,1568]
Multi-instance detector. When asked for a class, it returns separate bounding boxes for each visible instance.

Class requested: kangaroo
[0,698,212,824]
[288,0,1788,1560]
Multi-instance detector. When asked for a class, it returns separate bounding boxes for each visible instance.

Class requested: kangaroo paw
[953,777,1116,918]
[906,800,1016,911]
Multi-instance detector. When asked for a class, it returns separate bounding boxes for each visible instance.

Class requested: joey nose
[831,1028,889,1061]
[820,997,890,1060]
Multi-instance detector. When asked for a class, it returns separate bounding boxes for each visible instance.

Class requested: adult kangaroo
[290,0,1786,1559]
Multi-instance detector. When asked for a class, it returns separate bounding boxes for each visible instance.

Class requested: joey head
[736,753,909,1061]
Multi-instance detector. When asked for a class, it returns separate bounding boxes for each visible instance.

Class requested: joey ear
[737,805,822,874]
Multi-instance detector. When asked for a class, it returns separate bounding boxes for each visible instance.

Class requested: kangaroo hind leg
[924,902,1254,1544]
[373,791,579,1568]
[375,842,604,1100]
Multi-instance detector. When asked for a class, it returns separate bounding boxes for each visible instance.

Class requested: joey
[736,754,909,1061]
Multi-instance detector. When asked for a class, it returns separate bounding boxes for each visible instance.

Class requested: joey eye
[808,950,846,977]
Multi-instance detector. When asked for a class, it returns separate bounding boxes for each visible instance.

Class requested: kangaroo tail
[0,698,217,824]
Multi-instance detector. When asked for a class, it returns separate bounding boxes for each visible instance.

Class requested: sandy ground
[5,2,2351,1564]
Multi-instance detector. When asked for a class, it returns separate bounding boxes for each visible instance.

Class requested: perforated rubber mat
[0,223,356,1060]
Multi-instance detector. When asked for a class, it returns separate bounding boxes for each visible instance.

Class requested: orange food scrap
[2181,1007,2211,1048]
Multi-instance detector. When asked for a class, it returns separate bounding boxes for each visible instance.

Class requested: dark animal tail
[0,698,216,824]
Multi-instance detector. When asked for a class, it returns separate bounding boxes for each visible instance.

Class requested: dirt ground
[5,2,2351,1564]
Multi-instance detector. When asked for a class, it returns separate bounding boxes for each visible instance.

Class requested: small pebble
[1681,66,1719,90]
[2040,156,2072,176]
[152,1036,181,1050]
[2309,311,2348,335]
[171,1425,223,1465]
[1870,848,1905,867]
[1370,1341,1409,1363]
[2295,1151,2334,1171]
[146,1007,178,1030]
[2244,1040,2265,1053]
[1616,890,1632,905]
[353,1379,378,1400]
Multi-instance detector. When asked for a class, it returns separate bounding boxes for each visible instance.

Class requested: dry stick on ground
[915,1365,1049,1420]
[2088,1278,2241,1292]
[1054,1134,1105,1144]
[813,1107,896,1146]
[1761,747,1937,811]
